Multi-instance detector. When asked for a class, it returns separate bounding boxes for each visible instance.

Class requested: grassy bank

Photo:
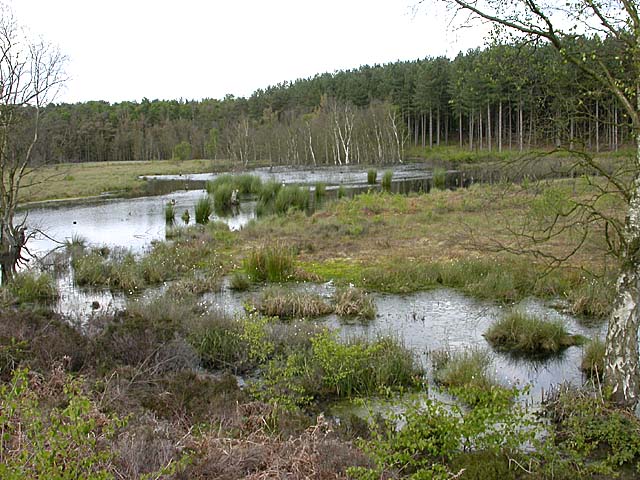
[20,158,220,203]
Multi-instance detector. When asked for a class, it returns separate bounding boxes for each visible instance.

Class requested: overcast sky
[10,0,488,104]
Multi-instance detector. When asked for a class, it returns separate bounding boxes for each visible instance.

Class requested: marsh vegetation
[4,157,636,479]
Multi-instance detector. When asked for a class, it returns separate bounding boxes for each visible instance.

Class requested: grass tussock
[164,201,175,223]
[484,310,582,355]
[367,169,377,185]
[229,271,251,291]
[257,184,310,216]
[7,271,58,304]
[255,287,333,320]
[333,286,376,320]
[381,170,393,192]
[243,244,296,283]
[194,195,213,224]
[581,337,605,378]
[432,348,495,392]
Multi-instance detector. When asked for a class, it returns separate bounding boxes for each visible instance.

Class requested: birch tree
[0,4,66,282]
[422,0,640,408]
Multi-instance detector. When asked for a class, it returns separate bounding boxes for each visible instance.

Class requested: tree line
[32,37,631,165]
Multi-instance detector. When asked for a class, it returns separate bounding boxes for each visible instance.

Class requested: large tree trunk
[605,260,640,409]
[604,134,640,409]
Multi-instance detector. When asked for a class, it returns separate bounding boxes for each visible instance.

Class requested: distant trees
[0,3,66,282]
[26,38,635,166]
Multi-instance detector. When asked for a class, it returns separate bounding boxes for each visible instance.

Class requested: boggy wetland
[4,157,638,479]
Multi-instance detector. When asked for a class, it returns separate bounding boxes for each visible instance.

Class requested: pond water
[202,280,605,400]
[22,190,256,257]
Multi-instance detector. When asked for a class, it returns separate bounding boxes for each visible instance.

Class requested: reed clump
[484,310,582,355]
[255,287,333,320]
[7,271,59,303]
[164,201,175,223]
[194,196,213,224]
[367,169,377,185]
[381,171,393,192]
[243,244,296,282]
[333,286,376,320]
[581,337,605,378]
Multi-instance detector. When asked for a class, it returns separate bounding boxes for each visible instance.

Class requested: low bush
[484,310,582,355]
[0,368,123,479]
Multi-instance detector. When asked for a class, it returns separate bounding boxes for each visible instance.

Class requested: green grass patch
[431,348,504,405]
[7,271,58,303]
[484,310,583,356]
[164,201,175,223]
[381,170,392,192]
[367,169,377,185]
[581,337,605,378]
[432,167,446,190]
[194,195,213,224]
[243,244,296,283]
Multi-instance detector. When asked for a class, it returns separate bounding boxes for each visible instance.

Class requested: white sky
[10,0,488,104]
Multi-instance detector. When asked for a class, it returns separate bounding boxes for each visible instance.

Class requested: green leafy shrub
[172,140,192,161]
[0,368,122,479]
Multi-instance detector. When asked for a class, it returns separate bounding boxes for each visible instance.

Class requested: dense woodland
[33,37,632,165]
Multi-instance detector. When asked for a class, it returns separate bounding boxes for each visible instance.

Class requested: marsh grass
[432,167,446,190]
[310,331,422,398]
[194,196,213,224]
[581,338,605,378]
[188,311,251,372]
[381,171,393,192]
[7,271,59,303]
[333,286,376,320]
[255,287,333,319]
[314,182,326,201]
[274,185,310,215]
[181,209,190,224]
[243,244,295,282]
[367,169,377,185]
[432,348,494,391]
[569,276,615,318]
[229,271,251,291]
[164,202,175,223]
[484,310,582,356]
[211,182,235,212]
